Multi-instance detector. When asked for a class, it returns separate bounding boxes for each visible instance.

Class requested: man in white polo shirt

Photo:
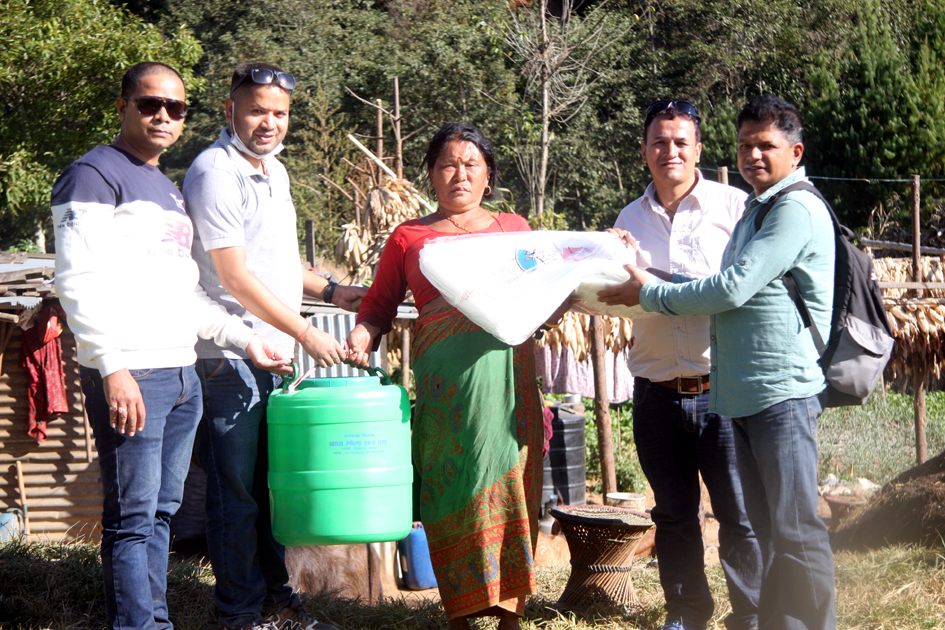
[183,62,364,630]
[609,100,762,630]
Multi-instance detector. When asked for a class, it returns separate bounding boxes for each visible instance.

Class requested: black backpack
[755,181,895,407]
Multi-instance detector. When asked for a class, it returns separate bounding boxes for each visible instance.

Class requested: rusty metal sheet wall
[0,324,101,541]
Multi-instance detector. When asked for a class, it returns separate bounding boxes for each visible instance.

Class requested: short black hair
[422,123,498,200]
[644,102,701,144]
[737,95,803,145]
[230,61,285,94]
[121,62,184,98]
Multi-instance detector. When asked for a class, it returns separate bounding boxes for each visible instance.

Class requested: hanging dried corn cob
[535,311,634,361]
[875,256,945,384]
[334,175,426,284]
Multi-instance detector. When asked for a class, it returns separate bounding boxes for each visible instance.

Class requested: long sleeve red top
[356,213,531,335]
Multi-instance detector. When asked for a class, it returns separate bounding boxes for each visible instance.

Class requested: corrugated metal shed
[0,252,100,540]
[0,322,101,541]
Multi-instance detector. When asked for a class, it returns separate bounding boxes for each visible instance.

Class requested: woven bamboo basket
[549,504,653,611]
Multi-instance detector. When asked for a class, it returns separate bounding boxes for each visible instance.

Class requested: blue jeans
[194,358,292,629]
[81,365,202,630]
[633,378,762,630]
[733,396,836,630]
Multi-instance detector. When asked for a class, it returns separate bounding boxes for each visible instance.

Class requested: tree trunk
[393,78,403,179]
[536,0,550,218]
[376,99,384,172]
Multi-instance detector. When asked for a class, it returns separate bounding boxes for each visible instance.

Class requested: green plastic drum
[267,368,412,546]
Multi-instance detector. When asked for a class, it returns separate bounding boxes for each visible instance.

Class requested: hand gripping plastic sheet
[418,231,661,345]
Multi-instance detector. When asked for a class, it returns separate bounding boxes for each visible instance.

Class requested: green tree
[500,0,637,217]
[625,0,858,194]
[539,16,653,230]
[0,0,203,250]
[160,0,523,255]
[806,0,945,225]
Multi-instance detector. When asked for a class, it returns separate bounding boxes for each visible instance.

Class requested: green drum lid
[268,378,410,423]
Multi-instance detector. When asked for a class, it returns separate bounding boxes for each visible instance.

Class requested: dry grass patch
[834,546,945,630]
[5,539,945,629]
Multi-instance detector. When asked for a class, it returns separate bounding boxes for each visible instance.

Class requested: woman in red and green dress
[345,123,566,630]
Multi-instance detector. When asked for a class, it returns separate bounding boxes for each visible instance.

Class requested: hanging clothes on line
[18,303,69,442]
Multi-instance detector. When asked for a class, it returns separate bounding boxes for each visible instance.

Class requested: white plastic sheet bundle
[419,230,661,345]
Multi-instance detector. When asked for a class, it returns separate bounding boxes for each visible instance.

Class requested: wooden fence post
[400,325,410,389]
[304,220,315,267]
[718,166,728,186]
[590,316,617,498]
[912,174,927,465]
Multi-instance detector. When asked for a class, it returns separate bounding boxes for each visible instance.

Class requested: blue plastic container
[397,523,438,590]
[0,509,22,541]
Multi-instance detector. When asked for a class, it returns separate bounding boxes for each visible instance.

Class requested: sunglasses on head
[231,68,297,94]
[124,96,188,121]
[646,99,699,119]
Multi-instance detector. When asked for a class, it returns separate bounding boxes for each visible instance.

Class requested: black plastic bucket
[541,402,586,508]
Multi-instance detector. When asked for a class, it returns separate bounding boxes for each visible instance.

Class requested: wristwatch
[323,280,338,305]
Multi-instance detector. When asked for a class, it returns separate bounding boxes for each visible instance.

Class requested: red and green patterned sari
[411,306,544,618]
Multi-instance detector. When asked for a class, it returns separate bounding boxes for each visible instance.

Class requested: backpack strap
[754,181,842,234]
[781,273,827,355]
[753,181,830,356]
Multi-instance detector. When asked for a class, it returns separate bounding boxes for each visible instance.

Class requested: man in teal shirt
[600,95,836,630]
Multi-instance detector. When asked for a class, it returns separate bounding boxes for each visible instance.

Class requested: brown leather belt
[651,375,710,394]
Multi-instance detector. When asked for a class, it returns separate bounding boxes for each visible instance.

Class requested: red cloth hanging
[18,304,69,442]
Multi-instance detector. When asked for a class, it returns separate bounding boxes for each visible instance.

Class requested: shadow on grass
[0,537,218,630]
[0,539,671,630]
[0,538,450,630]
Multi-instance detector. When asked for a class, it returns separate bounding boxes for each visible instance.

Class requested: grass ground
[3,538,945,629]
[3,390,942,629]
[582,390,945,493]
[818,390,945,483]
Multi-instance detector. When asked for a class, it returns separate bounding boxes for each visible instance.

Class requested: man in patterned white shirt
[608,100,763,630]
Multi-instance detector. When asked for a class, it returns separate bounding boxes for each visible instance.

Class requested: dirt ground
[831,449,945,550]
[381,482,836,605]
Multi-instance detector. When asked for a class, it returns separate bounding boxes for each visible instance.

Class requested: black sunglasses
[124,96,188,121]
[645,99,699,120]
[231,68,297,94]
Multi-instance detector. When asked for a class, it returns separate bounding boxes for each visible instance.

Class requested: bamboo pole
[912,174,927,465]
[861,239,945,256]
[590,316,616,498]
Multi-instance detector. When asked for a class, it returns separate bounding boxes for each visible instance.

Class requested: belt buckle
[677,377,703,395]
